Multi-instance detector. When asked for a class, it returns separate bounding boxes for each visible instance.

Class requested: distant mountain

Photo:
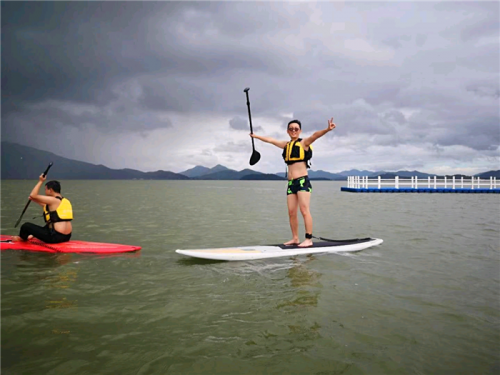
[142,170,190,179]
[391,170,434,178]
[377,172,434,179]
[378,173,407,179]
[211,164,232,174]
[180,164,232,178]
[3,141,497,181]
[476,170,500,178]
[358,170,433,178]
[179,165,212,178]
[309,169,345,180]
[240,173,285,180]
[275,170,345,180]
[1,142,189,180]
[195,168,263,180]
[183,167,285,180]
[349,170,435,178]
[338,169,376,177]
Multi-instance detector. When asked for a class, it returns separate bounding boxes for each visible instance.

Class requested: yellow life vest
[282,138,313,168]
[44,197,73,224]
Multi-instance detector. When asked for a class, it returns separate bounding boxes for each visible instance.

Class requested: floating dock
[342,176,499,194]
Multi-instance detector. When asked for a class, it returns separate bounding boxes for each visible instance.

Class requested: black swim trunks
[19,223,71,244]
[287,176,312,195]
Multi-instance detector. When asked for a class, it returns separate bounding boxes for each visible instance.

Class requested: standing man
[251,118,336,247]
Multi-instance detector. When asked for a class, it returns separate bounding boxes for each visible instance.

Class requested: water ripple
[2,181,499,374]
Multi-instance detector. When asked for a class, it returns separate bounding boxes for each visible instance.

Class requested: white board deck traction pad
[176,237,383,261]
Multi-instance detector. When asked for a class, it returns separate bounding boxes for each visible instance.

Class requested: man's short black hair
[45,180,61,193]
[287,119,302,129]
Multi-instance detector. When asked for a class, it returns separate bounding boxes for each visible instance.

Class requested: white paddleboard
[176,238,383,261]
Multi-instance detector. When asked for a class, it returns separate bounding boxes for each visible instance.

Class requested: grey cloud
[438,117,500,151]
[2,98,173,135]
[1,2,158,105]
[408,111,499,152]
[2,2,287,112]
[229,117,248,131]
[213,140,250,154]
[229,116,262,132]
[432,2,499,44]
[430,62,457,75]
[457,45,499,73]
[1,1,498,174]
[383,111,406,125]
[138,79,219,113]
[466,83,500,99]
[139,85,170,112]
[460,16,499,43]
[382,35,412,50]
[434,2,499,40]
[291,102,397,138]
[415,34,427,47]
[363,85,403,107]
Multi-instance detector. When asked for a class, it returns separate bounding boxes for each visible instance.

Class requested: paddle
[244,87,261,166]
[14,162,53,228]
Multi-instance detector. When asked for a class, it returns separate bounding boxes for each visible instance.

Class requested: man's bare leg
[284,194,299,245]
[297,192,313,247]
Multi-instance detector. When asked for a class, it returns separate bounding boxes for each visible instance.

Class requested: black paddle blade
[249,151,261,166]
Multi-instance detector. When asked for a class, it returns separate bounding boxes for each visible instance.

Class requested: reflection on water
[17,252,73,268]
[279,256,321,309]
[288,256,321,288]
[46,297,78,310]
[48,267,78,288]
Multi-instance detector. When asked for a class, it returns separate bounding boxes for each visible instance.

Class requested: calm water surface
[1,180,499,374]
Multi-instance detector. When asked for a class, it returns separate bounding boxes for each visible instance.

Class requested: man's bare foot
[11,236,24,242]
[283,239,300,246]
[298,239,313,248]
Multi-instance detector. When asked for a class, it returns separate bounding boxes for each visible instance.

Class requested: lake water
[1,180,499,374]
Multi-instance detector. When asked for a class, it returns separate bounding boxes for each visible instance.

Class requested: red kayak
[0,235,141,254]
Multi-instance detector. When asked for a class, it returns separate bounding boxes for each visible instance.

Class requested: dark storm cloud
[229,117,248,131]
[447,125,499,152]
[1,1,498,174]
[436,117,499,152]
[138,79,220,113]
[2,2,162,105]
[2,1,286,112]
[383,110,406,125]
[229,116,262,133]
[466,83,500,99]
[407,109,499,152]
[434,1,500,41]
[2,98,173,134]
[382,35,412,50]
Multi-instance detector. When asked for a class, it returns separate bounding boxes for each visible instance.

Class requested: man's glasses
[288,127,300,132]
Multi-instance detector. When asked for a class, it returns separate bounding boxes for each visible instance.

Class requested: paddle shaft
[244,88,256,150]
[14,162,53,228]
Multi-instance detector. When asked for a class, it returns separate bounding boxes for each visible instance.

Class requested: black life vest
[43,197,73,224]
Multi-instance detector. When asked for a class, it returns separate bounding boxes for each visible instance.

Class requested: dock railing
[347,176,498,190]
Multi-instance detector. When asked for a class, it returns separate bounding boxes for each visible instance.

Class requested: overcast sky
[2,1,499,175]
